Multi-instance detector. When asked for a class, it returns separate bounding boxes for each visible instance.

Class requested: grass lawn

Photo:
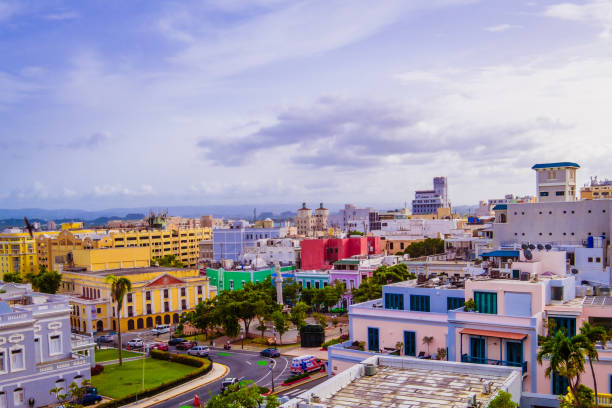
[91,358,197,398]
[95,348,142,363]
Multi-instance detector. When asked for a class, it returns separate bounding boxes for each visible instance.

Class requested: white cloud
[545,1,612,39]
[484,23,522,32]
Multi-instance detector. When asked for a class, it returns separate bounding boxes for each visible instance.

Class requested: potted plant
[436,347,447,361]
[395,341,404,356]
[464,298,476,312]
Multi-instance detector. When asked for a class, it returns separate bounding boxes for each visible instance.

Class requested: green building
[206,266,296,291]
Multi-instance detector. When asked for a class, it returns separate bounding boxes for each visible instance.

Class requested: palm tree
[422,336,434,356]
[105,274,132,366]
[537,331,589,408]
[579,322,608,406]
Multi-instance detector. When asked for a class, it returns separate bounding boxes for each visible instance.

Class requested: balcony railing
[461,354,527,374]
[597,393,612,408]
[38,353,90,373]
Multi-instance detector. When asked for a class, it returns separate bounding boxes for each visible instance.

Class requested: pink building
[300,236,382,270]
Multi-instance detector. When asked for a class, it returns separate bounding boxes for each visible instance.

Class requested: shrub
[332,317,339,327]
[150,349,169,361]
[258,386,270,394]
[321,338,343,350]
[283,371,310,384]
[339,334,349,341]
[151,350,205,368]
[330,308,346,314]
[91,364,104,376]
[251,337,269,345]
[464,299,476,312]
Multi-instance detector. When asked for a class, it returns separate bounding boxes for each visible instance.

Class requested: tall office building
[412,177,450,215]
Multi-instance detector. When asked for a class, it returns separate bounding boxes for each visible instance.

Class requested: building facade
[205,265,296,292]
[0,283,95,408]
[412,177,450,215]
[328,204,377,233]
[61,266,215,334]
[300,236,382,270]
[0,231,39,279]
[293,203,329,237]
[532,162,579,202]
[581,176,612,200]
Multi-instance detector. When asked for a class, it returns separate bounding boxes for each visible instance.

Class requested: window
[197,286,202,295]
[540,192,549,197]
[128,306,133,317]
[55,379,66,394]
[447,297,465,310]
[367,327,379,352]
[49,334,62,355]
[146,291,151,301]
[229,280,234,290]
[181,288,186,296]
[0,351,5,373]
[474,291,497,314]
[146,304,152,314]
[315,281,320,289]
[588,257,593,263]
[389,242,394,250]
[350,280,355,289]
[181,299,187,310]
[163,289,169,298]
[555,191,565,196]
[549,316,576,337]
[385,293,404,310]
[409,295,430,312]
[596,257,601,263]
[404,331,416,357]
[552,372,569,395]
[0,392,5,408]
[10,348,24,370]
[13,389,24,406]
[306,281,311,289]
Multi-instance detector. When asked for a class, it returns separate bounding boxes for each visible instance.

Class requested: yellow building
[61,221,84,230]
[71,247,150,272]
[581,181,612,200]
[36,227,212,271]
[61,266,216,334]
[0,231,41,278]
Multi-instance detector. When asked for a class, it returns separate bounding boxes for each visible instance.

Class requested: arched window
[137,318,144,329]
[127,320,135,330]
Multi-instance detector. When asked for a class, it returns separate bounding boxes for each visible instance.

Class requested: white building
[412,176,450,215]
[328,204,376,233]
[372,218,455,239]
[242,238,301,268]
[532,162,579,202]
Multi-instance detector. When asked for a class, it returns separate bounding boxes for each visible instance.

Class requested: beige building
[532,162,579,202]
[581,177,612,200]
[294,202,329,237]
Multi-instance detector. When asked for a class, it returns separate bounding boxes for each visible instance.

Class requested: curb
[123,363,229,408]
[270,372,327,396]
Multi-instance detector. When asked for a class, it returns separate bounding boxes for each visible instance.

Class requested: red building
[300,236,382,270]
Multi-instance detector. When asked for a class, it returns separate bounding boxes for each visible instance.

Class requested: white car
[187,345,210,357]
[127,338,144,348]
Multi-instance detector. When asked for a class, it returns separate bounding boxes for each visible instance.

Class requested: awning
[480,250,520,258]
[460,328,527,341]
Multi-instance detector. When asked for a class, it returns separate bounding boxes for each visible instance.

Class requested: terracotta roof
[146,274,185,287]
[460,328,527,340]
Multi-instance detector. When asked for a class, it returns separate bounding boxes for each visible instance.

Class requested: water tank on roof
[587,236,594,248]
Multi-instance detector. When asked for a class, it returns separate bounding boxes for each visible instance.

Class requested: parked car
[290,355,325,374]
[168,337,185,346]
[127,338,144,348]
[221,378,239,392]
[187,345,210,357]
[151,324,170,335]
[175,340,196,350]
[96,334,113,343]
[260,348,280,358]
[76,387,102,406]
[150,342,168,351]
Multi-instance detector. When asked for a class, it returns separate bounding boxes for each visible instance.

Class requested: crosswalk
[283,388,305,397]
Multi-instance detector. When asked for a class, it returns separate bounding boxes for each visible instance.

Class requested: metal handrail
[461,354,527,374]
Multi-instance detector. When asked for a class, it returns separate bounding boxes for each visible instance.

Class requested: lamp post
[270,360,275,392]
[241,334,244,350]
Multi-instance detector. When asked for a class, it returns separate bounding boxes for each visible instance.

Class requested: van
[290,355,325,374]
[152,324,170,335]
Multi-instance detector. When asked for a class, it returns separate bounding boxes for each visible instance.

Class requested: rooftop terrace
[282,356,522,408]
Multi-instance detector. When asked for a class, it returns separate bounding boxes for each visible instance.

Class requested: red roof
[460,328,527,340]
[146,274,185,287]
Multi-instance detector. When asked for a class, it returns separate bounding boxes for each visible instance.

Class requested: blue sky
[1,0,612,210]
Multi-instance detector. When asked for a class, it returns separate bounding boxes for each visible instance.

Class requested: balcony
[461,354,527,374]
[38,353,90,373]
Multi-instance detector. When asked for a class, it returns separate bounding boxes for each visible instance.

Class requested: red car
[176,341,196,350]
[150,342,168,351]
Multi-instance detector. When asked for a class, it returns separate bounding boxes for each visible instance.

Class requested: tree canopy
[153,255,186,268]
[399,238,445,258]
[352,264,416,303]
[26,265,62,294]
[205,381,279,408]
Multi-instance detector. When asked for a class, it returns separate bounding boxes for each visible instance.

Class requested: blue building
[0,282,96,408]
[294,270,331,289]
[213,226,284,262]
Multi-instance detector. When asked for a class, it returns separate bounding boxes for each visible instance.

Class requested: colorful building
[581,176,612,200]
[70,247,150,271]
[206,265,296,292]
[328,257,612,400]
[0,282,96,408]
[212,226,286,262]
[0,231,40,278]
[300,236,382,270]
[36,227,212,271]
[61,266,215,334]
[294,270,330,289]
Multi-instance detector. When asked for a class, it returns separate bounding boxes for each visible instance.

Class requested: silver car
[187,345,210,357]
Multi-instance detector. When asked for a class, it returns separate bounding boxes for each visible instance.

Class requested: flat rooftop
[283,356,521,408]
[72,266,185,276]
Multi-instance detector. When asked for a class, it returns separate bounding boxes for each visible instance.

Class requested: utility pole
[270,359,275,392]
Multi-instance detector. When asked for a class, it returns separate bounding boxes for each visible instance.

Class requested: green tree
[183,298,217,339]
[422,336,434,355]
[403,238,444,258]
[289,302,308,330]
[254,299,271,338]
[105,274,132,366]
[282,279,300,305]
[26,266,62,294]
[347,230,364,236]
[537,331,590,408]
[488,390,518,408]
[272,311,290,345]
[2,271,23,283]
[206,381,279,408]
[322,285,341,311]
[579,322,608,404]
[351,264,416,302]
[560,385,595,408]
[300,287,316,307]
[313,312,327,328]
[153,255,186,268]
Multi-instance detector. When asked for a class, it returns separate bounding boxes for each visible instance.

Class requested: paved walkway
[122,362,228,408]
[99,355,144,365]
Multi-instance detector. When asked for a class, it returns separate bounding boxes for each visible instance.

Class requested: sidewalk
[123,362,228,408]
[99,356,144,366]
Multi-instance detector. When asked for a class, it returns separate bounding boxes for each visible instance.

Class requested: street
[149,347,292,408]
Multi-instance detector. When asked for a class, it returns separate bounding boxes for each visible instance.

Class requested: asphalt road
[149,347,292,408]
[274,375,329,400]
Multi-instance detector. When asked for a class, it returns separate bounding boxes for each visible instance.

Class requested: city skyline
[2,0,612,209]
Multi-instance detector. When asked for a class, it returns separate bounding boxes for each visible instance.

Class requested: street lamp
[270,360,275,392]
[241,334,244,350]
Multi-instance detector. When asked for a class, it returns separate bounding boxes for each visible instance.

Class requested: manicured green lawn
[91,358,197,398]
[95,348,141,363]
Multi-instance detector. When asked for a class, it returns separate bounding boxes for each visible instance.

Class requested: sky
[1,0,612,211]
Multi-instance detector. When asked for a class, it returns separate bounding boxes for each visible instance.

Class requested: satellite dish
[537,244,544,250]
[528,244,536,250]
[521,243,528,250]
[524,249,533,260]
[545,244,552,251]
[571,268,578,274]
